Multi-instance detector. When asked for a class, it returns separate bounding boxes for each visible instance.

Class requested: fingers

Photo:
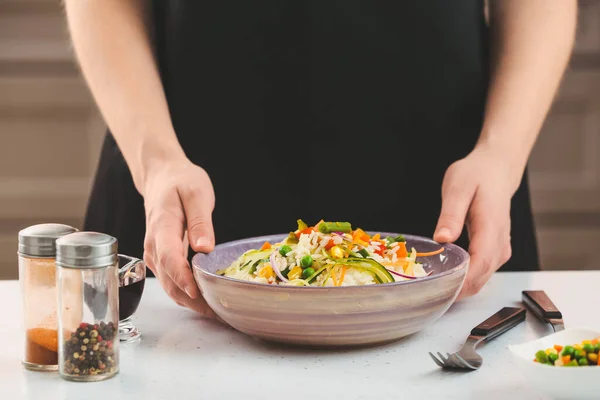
[154,220,201,299]
[179,183,215,253]
[457,193,511,300]
[434,164,477,243]
[146,252,216,317]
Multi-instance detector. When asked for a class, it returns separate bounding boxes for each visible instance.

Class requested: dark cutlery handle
[522,290,563,320]
[470,307,527,340]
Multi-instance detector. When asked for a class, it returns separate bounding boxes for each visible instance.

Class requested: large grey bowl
[192,233,469,348]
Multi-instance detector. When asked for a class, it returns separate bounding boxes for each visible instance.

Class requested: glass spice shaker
[18,223,78,371]
[56,232,120,382]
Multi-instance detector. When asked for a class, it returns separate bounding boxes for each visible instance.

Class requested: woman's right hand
[141,156,218,317]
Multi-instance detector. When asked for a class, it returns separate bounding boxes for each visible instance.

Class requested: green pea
[562,346,575,357]
[535,350,549,364]
[578,358,589,366]
[593,344,600,354]
[574,350,586,360]
[300,255,313,269]
[583,343,595,353]
[566,360,579,367]
[302,267,315,279]
[548,353,559,363]
[279,245,292,256]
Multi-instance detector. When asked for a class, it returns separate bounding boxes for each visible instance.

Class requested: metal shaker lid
[56,232,118,269]
[18,223,78,258]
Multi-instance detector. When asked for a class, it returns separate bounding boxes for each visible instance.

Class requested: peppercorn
[61,321,117,377]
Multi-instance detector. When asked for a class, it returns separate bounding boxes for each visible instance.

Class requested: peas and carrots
[534,338,600,367]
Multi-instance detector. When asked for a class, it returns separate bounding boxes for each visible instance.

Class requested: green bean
[318,222,352,234]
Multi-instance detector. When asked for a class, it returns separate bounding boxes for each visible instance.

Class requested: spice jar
[18,223,78,371]
[56,232,120,382]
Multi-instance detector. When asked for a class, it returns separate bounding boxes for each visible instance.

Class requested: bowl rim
[192,232,469,290]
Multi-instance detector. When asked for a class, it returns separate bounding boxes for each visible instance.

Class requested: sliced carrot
[261,241,271,250]
[338,266,347,286]
[591,339,598,345]
[395,241,408,258]
[562,355,571,364]
[554,345,563,352]
[416,247,444,257]
[331,266,339,286]
[325,240,335,250]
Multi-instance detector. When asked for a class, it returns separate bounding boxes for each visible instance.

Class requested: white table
[1,272,597,400]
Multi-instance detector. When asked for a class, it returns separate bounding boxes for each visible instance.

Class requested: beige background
[1,0,599,279]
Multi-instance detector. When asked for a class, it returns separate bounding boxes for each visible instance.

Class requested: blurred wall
[1,0,599,279]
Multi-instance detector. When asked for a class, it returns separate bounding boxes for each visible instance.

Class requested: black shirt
[84,0,539,271]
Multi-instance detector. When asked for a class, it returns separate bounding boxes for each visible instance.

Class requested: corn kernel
[258,265,275,279]
[582,340,592,345]
[574,344,583,351]
[330,246,345,259]
[546,348,558,355]
[588,353,598,364]
[288,266,302,280]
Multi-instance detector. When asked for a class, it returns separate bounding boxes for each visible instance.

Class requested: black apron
[84,0,539,272]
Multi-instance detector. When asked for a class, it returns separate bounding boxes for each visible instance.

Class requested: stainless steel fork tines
[429,306,527,371]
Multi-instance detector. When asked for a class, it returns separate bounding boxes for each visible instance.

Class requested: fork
[429,306,526,371]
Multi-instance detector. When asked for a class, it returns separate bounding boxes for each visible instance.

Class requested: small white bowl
[509,327,600,400]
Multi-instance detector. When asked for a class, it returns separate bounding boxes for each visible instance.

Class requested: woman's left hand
[433,144,524,299]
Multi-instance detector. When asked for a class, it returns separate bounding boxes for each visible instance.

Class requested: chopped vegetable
[297,219,308,232]
[318,221,352,234]
[258,265,274,279]
[416,247,444,257]
[357,249,370,258]
[288,266,303,280]
[535,350,549,364]
[330,246,345,259]
[261,242,271,250]
[302,267,315,280]
[395,242,408,258]
[279,245,292,256]
[300,255,313,269]
[338,266,347,286]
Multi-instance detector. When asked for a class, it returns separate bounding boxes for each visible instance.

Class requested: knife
[522,290,565,332]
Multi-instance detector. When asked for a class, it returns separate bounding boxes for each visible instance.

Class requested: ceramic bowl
[192,233,469,347]
[509,327,600,400]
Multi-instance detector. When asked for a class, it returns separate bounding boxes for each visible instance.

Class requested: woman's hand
[433,144,523,299]
[141,157,217,317]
